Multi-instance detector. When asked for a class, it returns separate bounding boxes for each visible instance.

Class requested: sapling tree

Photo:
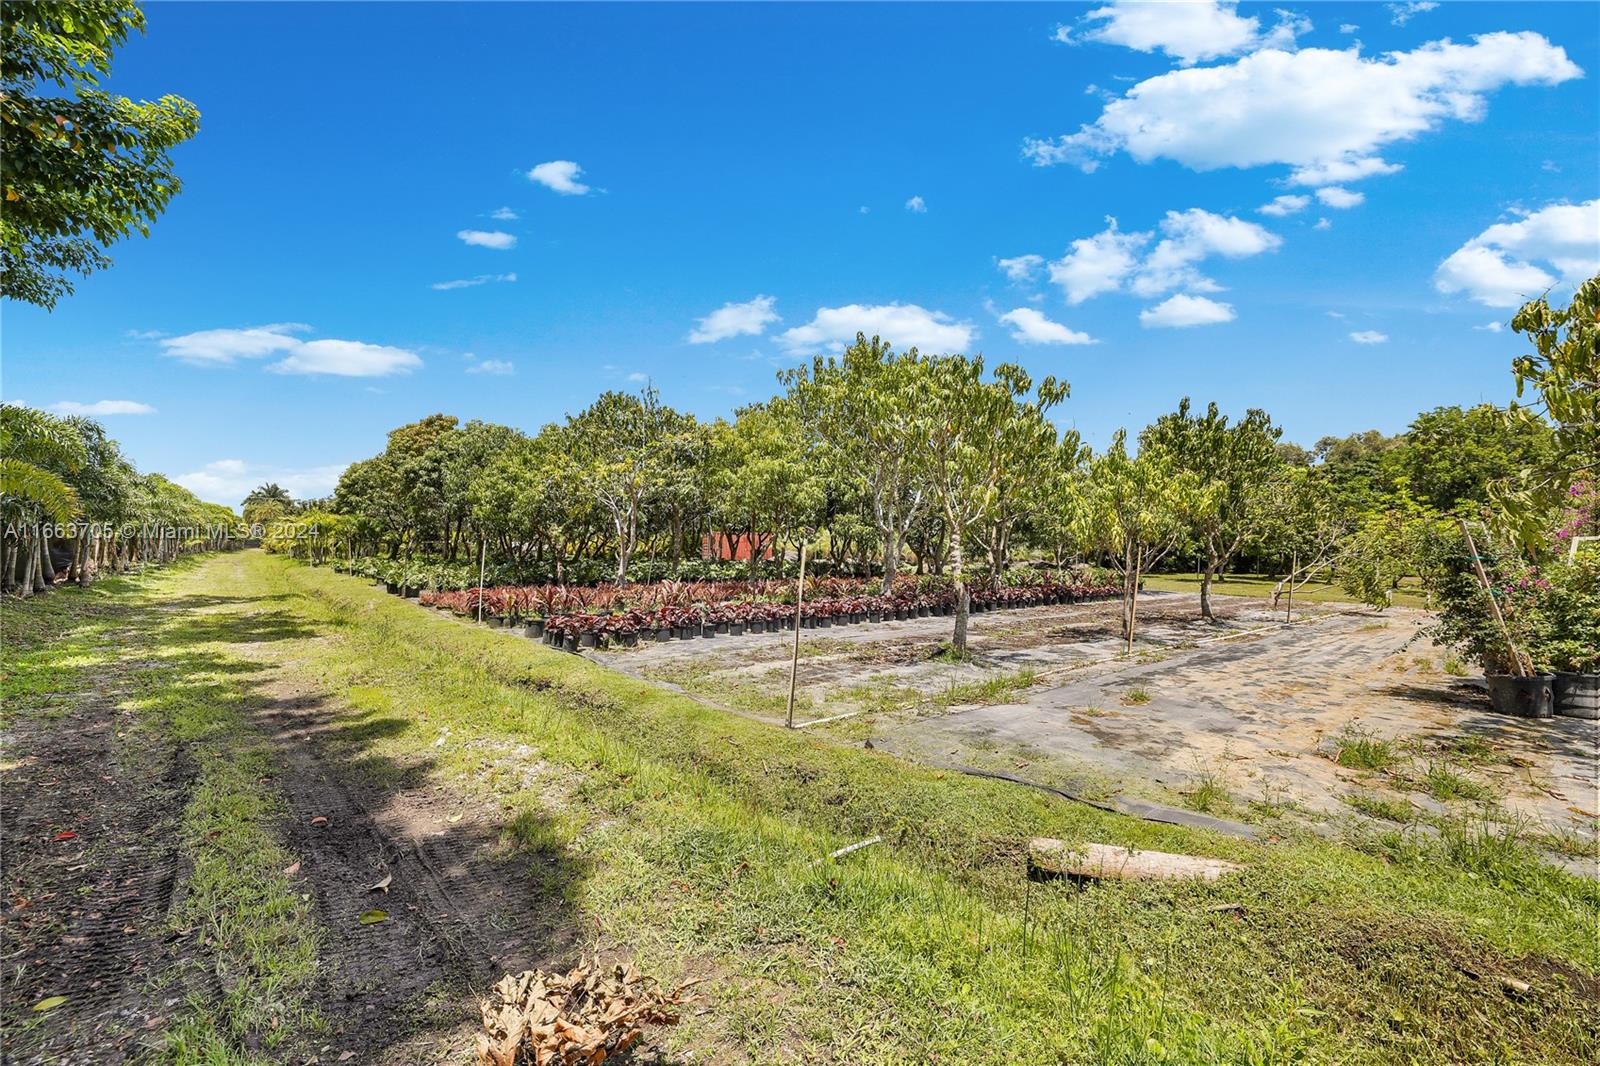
[914,356,1067,654]
[783,335,931,592]
[1077,431,1198,651]
[567,388,677,582]
[1141,399,1283,621]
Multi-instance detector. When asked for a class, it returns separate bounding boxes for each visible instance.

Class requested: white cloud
[1140,294,1236,328]
[688,295,781,344]
[1024,34,1582,186]
[1541,160,1561,173]
[625,371,650,384]
[905,195,927,213]
[49,399,157,416]
[1044,209,1280,304]
[1349,330,1389,344]
[997,254,1045,282]
[997,307,1095,346]
[1434,199,1600,306]
[1340,23,1359,34]
[267,339,423,378]
[1326,310,1346,318]
[1315,186,1365,209]
[1388,2,1438,27]
[174,459,348,510]
[779,303,974,354]
[1048,218,1147,304]
[527,160,591,195]
[124,328,167,340]
[465,358,515,375]
[1259,194,1311,217]
[161,325,421,377]
[1057,1,1308,67]
[432,272,517,291]
[1474,321,1505,332]
[457,229,516,250]
[1314,217,1332,230]
[489,207,520,221]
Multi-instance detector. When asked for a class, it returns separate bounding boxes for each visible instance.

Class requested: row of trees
[319,315,1571,653]
[0,404,237,596]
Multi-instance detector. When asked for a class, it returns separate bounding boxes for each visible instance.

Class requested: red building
[701,532,775,563]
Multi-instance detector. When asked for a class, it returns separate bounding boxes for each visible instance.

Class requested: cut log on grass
[1029,838,1243,883]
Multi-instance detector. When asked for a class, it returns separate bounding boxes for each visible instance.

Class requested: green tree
[708,401,823,581]
[783,335,932,592]
[914,356,1067,654]
[2,1,200,307]
[567,388,676,582]
[1402,404,1553,514]
[1142,399,1284,621]
[1077,432,1198,651]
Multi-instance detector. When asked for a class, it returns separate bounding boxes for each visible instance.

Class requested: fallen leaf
[359,909,389,925]
[283,862,300,877]
[53,831,77,842]
[32,995,67,1012]
[338,1053,355,1062]
[369,874,392,894]
[310,816,329,827]
[447,813,464,824]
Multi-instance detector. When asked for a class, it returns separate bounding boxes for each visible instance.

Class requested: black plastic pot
[563,634,578,652]
[868,611,882,623]
[729,622,745,636]
[523,620,544,639]
[714,621,729,634]
[621,631,639,648]
[1486,674,1555,719]
[578,632,598,649]
[486,616,506,629]
[1554,672,1600,720]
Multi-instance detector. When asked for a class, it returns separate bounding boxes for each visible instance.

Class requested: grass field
[3,551,1594,1064]
[1142,571,1429,610]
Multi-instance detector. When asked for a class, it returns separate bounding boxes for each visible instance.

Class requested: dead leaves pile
[476,958,688,1066]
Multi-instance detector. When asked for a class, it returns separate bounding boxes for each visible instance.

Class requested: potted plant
[1425,544,1554,718]
[1538,554,1599,718]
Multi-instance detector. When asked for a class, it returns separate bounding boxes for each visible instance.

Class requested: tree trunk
[1199,559,1218,622]
[950,522,969,654]
[881,527,900,594]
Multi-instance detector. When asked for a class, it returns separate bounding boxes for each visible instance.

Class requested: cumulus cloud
[997,307,1096,346]
[1055,1,1309,66]
[688,295,781,344]
[1434,199,1600,306]
[432,272,518,291]
[1043,209,1280,304]
[489,207,520,221]
[161,325,421,377]
[49,400,157,416]
[1140,294,1236,328]
[527,160,591,195]
[1314,217,1332,230]
[1474,321,1505,332]
[1023,33,1582,186]
[1349,330,1389,344]
[905,195,927,213]
[174,459,349,510]
[457,229,516,250]
[779,303,974,354]
[996,254,1045,282]
[1259,194,1311,217]
[465,358,515,375]
[1048,219,1148,304]
[1315,186,1365,208]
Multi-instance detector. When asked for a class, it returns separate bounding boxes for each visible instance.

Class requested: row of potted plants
[398,573,1119,650]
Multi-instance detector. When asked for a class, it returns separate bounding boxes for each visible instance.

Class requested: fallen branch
[1029,839,1243,882]
[810,835,882,867]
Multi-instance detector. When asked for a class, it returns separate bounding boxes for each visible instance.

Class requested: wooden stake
[476,539,487,624]
[1457,519,1526,676]
[786,536,808,729]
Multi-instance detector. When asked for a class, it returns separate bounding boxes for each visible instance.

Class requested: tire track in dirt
[1,645,190,1065]
[245,677,583,1062]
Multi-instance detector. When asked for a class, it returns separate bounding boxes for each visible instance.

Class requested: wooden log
[1029,838,1242,882]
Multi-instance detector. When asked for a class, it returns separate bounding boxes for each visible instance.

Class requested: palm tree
[1,405,86,594]
[244,482,292,506]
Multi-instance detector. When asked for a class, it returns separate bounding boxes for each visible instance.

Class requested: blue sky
[6,1,1598,507]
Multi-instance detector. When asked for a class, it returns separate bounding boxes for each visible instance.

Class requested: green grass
[6,552,1597,1065]
[1333,729,1400,772]
[1420,761,1496,803]
[1142,571,1429,609]
[1345,792,1416,824]
[1121,685,1152,705]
